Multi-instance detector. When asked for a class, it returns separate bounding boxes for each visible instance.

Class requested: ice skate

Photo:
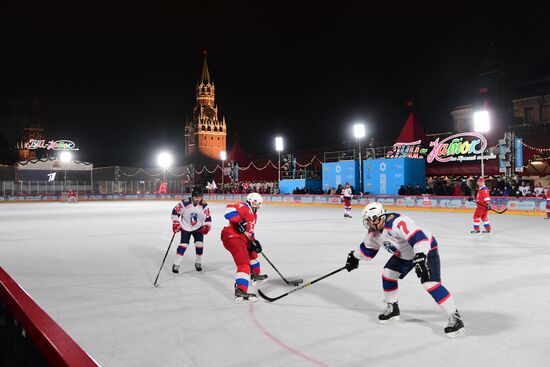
[470,229,480,234]
[444,310,465,338]
[482,229,492,234]
[195,262,202,272]
[234,287,258,303]
[172,264,179,274]
[378,302,400,324]
[251,273,268,285]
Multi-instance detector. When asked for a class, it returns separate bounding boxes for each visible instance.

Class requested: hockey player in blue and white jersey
[344,202,465,338]
[171,187,212,273]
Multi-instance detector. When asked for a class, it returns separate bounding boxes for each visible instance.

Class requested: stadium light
[474,111,490,177]
[59,151,72,190]
[59,151,72,163]
[220,151,227,189]
[353,123,366,193]
[157,152,173,182]
[275,137,284,184]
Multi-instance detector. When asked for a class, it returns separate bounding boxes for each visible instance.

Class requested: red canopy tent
[395,110,427,144]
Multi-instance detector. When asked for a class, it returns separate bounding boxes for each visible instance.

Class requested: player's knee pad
[382,268,400,280]
[195,241,204,248]
[177,244,189,255]
[422,281,438,291]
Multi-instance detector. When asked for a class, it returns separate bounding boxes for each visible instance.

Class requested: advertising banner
[1,193,546,213]
[322,161,358,192]
[514,137,523,172]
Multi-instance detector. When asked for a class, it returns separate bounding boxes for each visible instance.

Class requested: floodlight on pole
[275,137,284,184]
[220,150,227,189]
[59,151,72,190]
[157,152,173,182]
[353,123,366,193]
[473,110,490,177]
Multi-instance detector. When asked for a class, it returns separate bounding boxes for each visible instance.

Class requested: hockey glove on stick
[199,225,211,235]
[345,250,359,272]
[236,220,247,233]
[172,220,181,233]
[248,239,262,253]
[413,253,430,282]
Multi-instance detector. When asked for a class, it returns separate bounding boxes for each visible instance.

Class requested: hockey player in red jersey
[341,182,353,218]
[67,190,78,203]
[344,202,465,338]
[171,186,212,273]
[221,193,267,303]
[471,177,492,233]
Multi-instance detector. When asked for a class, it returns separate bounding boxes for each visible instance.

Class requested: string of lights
[520,141,550,152]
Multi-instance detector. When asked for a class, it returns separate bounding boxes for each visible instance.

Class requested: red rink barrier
[0,267,100,366]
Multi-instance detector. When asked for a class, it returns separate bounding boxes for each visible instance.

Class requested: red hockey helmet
[477,177,485,183]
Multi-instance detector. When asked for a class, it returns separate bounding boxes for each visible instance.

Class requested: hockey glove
[199,225,211,235]
[345,250,359,272]
[485,202,491,210]
[172,220,181,233]
[413,253,430,282]
[236,221,247,233]
[248,239,262,253]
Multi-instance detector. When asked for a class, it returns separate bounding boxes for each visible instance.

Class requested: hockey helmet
[477,177,485,184]
[246,192,263,212]
[361,202,386,229]
[191,186,203,197]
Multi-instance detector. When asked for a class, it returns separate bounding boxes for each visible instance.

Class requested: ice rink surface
[1,200,549,367]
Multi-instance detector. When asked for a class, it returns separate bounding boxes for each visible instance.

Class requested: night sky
[2,3,550,167]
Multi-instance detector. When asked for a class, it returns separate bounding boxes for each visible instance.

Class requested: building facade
[15,97,46,161]
[184,53,227,161]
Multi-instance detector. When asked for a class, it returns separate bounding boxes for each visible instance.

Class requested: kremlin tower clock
[184,51,227,161]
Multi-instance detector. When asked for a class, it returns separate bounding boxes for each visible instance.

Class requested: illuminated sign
[387,132,494,163]
[25,139,79,151]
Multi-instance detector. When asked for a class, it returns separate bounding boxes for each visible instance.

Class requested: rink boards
[1,193,546,215]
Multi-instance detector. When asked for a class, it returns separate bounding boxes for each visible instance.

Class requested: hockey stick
[153,232,177,287]
[468,197,507,214]
[260,252,303,286]
[241,230,303,286]
[258,266,346,302]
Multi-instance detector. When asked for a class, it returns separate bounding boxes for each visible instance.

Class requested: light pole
[353,123,366,193]
[473,110,490,178]
[59,151,72,191]
[220,150,227,192]
[275,137,284,183]
[157,152,173,183]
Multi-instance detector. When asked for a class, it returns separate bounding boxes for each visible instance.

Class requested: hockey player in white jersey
[341,182,353,218]
[344,202,465,337]
[171,186,212,273]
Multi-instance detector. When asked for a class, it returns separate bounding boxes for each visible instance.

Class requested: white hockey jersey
[341,187,352,199]
[354,214,435,261]
[171,198,212,232]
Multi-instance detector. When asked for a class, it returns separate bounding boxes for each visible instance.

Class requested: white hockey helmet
[361,202,386,229]
[246,192,263,212]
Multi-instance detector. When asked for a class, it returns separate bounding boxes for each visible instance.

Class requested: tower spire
[201,50,211,83]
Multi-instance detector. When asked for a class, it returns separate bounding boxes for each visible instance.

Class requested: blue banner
[514,137,523,172]
[363,158,425,195]
[322,161,358,192]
